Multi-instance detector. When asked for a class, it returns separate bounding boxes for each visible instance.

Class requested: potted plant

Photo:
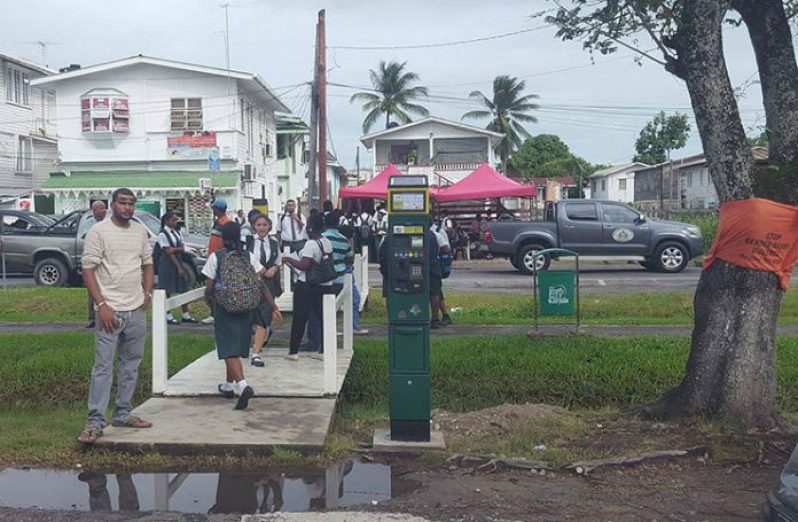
[407,149,418,166]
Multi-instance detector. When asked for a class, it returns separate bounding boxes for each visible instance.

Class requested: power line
[330,25,551,51]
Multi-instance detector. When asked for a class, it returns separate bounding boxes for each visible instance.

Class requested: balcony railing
[375,162,483,173]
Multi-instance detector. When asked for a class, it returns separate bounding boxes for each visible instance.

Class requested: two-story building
[634,147,769,211]
[31,55,290,232]
[0,52,57,210]
[359,117,504,186]
[588,162,648,203]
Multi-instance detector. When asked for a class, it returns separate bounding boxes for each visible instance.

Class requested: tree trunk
[385,111,391,130]
[648,0,783,429]
[733,0,798,204]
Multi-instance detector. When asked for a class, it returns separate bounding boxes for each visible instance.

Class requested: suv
[0,209,207,287]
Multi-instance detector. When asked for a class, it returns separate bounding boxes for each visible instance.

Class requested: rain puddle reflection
[0,459,420,514]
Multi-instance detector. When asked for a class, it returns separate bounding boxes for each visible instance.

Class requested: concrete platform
[164,347,354,398]
[98,396,337,452]
[372,428,446,453]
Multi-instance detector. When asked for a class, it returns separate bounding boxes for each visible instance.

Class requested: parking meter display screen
[411,236,423,249]
[391,191,426,212]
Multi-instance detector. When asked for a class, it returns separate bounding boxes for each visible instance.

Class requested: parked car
[0,209,208,287]
[486,200,704,274]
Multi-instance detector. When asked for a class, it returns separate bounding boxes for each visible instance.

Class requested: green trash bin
[532,248,581,332]
[538,270,576,316]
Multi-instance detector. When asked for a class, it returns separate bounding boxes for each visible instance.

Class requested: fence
[152,247,368,397]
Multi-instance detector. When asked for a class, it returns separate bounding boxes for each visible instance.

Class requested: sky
[0,0,766,170]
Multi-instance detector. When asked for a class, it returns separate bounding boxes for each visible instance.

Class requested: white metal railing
[151,269,356,396]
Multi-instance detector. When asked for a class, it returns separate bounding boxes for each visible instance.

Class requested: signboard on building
[168,131,218,159]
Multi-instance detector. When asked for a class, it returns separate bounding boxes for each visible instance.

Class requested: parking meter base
[389,421,431,442]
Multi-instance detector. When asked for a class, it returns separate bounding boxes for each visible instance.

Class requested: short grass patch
[4,287,798,326]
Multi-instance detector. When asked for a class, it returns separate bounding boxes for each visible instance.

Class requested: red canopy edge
[435,163,536,203]
[339,164,440,200]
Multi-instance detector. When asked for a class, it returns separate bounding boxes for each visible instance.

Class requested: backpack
[212,250,261,314]
[306,239,337,285]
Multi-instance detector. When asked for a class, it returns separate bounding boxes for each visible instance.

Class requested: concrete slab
[372,428,446,453]
[97,396,337,452]
[164,347,354,398]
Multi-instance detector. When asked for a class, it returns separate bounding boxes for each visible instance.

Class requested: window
[16,136,32,173]
[171,98,202,131]
[687,172,693,188]
[601,179,606,192]
[591,180,597,193]
[3,214,34,231]
[81,93,129,133]
[6,67,30,106]
[619,178,627,191]
[277,134,288,160]
[564,202,598,221]
[601,204,639,224]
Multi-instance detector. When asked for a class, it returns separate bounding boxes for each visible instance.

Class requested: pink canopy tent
[435,163,536,202]
[339,163,439,200]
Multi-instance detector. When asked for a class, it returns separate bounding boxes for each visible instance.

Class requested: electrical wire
[330,25,551,51]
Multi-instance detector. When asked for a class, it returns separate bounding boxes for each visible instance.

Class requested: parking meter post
[1,218,5,290]
[385,175,431,442]
[576,255,581,332]
[532,261,538,331]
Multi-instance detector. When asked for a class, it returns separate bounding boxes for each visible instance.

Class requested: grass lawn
[3,286,798,326]
[3,331,798,469]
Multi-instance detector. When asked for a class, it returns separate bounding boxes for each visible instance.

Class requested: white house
[275,113,309,210]
[359,116,504,186]
[31,55,290,232]
[588,162,648,203]
[0,52,58,210]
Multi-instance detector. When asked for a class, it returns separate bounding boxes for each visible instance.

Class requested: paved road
[6,261,796,295]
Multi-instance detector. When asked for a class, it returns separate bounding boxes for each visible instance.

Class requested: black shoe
[440,315,453,327]
[86,321,95,329]
[167,318,180,325]
[217,383,234,399]
[181,316,199,324]
[431,319,441,330]
[235,386,254,410]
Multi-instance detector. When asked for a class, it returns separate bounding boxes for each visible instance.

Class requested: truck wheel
[34,258,69,287]
[517,244,551,275]
[181,261,198,289]
[653,242,689,273]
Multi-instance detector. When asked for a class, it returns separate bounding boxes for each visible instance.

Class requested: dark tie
[260,239,268,267]
[290,215,296,240]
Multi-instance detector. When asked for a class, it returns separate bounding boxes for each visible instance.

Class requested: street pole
[1,213,7,290]
[307,17,320,212]
[317,9,328,208]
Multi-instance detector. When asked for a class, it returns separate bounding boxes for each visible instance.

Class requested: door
[599,202,650,255]
[558,202,603,254]
[1,214,41,273]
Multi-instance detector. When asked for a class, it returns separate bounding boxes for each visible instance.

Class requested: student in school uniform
[248,214,282,367]
[202,222,282,409]
[277,199,307,253]
[157,211,198,325]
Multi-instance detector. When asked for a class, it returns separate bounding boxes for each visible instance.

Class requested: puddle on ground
[0,460,420,514]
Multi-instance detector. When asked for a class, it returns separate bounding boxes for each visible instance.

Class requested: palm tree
[462,75,539,172]
[350,61,430,134]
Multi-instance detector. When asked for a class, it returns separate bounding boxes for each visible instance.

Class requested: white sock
[235,380,250,395]
[182,312,192,319]
[166,312,174,321]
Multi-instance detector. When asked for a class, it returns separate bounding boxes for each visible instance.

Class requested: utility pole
[317,9,328,208]
[307,16,320,211]
[221,3,233,129]
[356,146,360,182]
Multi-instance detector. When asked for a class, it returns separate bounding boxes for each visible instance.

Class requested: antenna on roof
[21,40,61,66]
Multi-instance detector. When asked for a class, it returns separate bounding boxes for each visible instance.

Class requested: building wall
[0,57,57,196]
[590,172,635,203]
[680,165,718,209]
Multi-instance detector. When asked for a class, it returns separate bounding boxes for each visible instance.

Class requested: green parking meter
[386,175,431,442]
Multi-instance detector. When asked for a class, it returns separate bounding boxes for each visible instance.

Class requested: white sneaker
[201,316,215,325]
[309,352,324,360]
[353,328,370,335]
[283,354,299,361]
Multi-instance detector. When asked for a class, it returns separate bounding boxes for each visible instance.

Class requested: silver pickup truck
[0,209,208,287]
[486,200,705,274]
